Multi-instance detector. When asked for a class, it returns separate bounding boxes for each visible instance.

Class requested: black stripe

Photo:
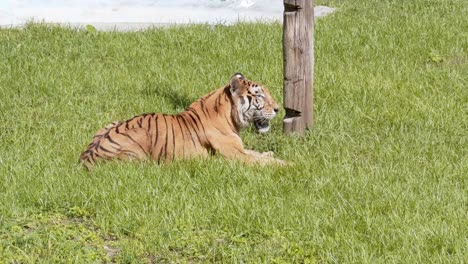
[171,119,176,160]
[184,112,203,147]
[157,142,164,162]
[204,90,216,99]
[105,134,120,146]
[185,108,201,131]
[199,99,211,118]
[186,108,208,142]
[163,115,169,160]
[122,149,140,157]
[123,132,148,155]
[186,107,206,131]
[105,135,121,150]
[214,95,222,113]
[125,116,136,129]
[176,115,186,156]
[116,122,125,134]
[152,115,159,152]
[94,139,101,149]
[180,115,196,148]
[246,96,253,111]
[223,93,230,103]
[175,115,185,142]
[146,115,153,155]
[99,145,114,154]
[137,117,143,128]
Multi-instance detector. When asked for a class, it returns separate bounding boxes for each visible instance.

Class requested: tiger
[79,73,286,170]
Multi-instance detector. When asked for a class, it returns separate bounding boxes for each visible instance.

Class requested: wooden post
[283,0,314,134]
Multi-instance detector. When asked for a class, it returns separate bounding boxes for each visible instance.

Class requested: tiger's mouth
[254,118,270,133]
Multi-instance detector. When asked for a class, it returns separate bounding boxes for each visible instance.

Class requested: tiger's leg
[82,123,152,170]
[210,134,285,165]
[80,122,121,170]
[243,149,285,165]
[111,128,152,160]
[87,127,152,165]
[244,150,275,158]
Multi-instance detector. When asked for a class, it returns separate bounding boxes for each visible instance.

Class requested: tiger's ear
[232,73,245,80]
[230,73,245,94]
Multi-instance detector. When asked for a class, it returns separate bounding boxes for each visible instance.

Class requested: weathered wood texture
[283,0,314,134]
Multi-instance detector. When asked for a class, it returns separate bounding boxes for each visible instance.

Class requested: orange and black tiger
[79,73,285,170]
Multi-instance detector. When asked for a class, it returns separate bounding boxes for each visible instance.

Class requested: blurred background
[0,0,334,29]
[1,0,282,26]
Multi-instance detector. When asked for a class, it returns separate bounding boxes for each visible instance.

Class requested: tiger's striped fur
[79,73,285,170]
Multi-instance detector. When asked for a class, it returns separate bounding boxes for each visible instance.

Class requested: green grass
[0,0,467,262]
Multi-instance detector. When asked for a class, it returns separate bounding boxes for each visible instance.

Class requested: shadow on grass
[146,80,196,111]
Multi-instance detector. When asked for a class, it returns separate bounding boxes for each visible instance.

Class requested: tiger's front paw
[261,151,275,157]
[275,159,286,166]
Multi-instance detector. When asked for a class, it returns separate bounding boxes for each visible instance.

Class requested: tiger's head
[229,73,280,133]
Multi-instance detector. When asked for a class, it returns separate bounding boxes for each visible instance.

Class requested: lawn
[0,0,466,262]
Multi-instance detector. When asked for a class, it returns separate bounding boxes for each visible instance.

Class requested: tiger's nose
[273,107,279,113]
